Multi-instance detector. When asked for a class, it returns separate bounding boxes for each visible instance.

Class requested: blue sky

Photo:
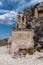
[0,0,43,39]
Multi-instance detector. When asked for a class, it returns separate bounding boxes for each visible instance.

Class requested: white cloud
[16,0,43,12]
[33,0,43,3]
[0,9,9,13]
[0,10,18,25]
[0,0,43,25]
[6,21,14,25]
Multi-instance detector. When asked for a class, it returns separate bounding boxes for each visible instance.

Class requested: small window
[22,16,24,22]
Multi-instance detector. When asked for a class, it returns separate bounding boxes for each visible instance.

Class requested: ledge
[12,28,34,31]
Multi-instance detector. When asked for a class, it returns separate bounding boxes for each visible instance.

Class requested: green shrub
[26,48,35,55]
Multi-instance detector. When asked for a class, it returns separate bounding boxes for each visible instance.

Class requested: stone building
[16,12,26,29]
[34,2,43,18]
[10,2,43,54]
[10,8,34,54]
[16,8,32,29]
[32,2,43,49]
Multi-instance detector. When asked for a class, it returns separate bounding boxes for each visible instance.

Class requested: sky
[0,0,43,39]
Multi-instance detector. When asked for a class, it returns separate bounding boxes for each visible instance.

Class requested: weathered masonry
[10,29,34,53]
[10,2,43,54]
[34,3,43,18]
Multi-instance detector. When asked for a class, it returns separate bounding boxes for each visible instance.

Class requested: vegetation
[19,48,35,55]
[0,38,8,46]
[26,48,35,55]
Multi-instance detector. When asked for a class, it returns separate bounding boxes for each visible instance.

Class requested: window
[22,16,24,22]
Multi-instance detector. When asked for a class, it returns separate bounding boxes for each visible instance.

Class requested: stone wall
[10,29,34,53]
